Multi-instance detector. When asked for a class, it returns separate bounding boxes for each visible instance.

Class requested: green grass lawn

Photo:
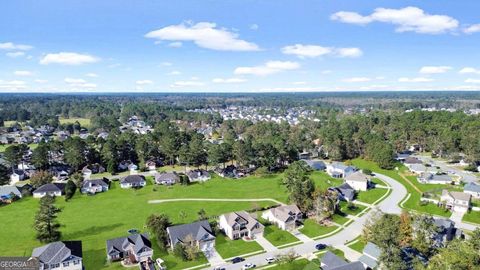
[347,237,366,253]
[463,211,480,225]
[317,248,346,260]
[59,117,91,127]
[351,159,451,217]
[338,201,367,216]
[298,219,339,238]
[310,171,344,190]
[370,178,385,186]
[262,222,300,247]
[266,259,318,270]
[0,179,279,269]
[356,187,388,205]
[331,214,350,225]
[214,233,263,259]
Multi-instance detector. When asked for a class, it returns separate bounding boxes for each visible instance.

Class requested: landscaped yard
[267,259,318,270]
[356,187,388,205]
[332,214,350,225]
[463,211,480,225]
[351,159,451,217]
[299,219,339,238]
[346,237,366,253]
[262,221,300,247]
[214,234,263,259]
[0,179,279,269]
[338,201,367,216]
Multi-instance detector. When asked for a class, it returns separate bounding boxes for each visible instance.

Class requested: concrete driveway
[203,248,225,267]
[254,235,277,252]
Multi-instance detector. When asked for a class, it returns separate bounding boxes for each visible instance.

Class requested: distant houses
[31,241,83,270]
[186,169,211,182]
[418,173,452,185]
[106,233,153,264]
[155,172,180,185]
[166,220,216,251]
[262,205,303,231]
[81,178,109,194]
[303,160,326,171]
[219,211,264,240]
[120,175,146,189]
[464,182,480,199]
[0,185,22,203]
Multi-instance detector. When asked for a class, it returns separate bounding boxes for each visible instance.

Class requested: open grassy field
[299,219,339,238]
[59,117,91,127]
[215,234,263,259]
[347,237,367,253]
[351,159,451,217]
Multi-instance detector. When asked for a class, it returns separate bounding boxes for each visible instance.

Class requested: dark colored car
[315,243,327,250]
[231,257,245,264]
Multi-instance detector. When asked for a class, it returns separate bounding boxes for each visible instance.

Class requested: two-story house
[219,211,264,240]
[440,190,471,212]
[106,233,153,264]
[31,241,83,270]
[166,220,216,251]
[261,205,303,231]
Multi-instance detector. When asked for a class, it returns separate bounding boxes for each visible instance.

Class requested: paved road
[205,172,408,270]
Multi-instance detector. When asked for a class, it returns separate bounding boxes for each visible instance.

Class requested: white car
[242,263,256,269]
[265,257,276,264]
[156,258,167,270]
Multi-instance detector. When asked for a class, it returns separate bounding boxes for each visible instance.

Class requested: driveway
[203,248,224,266]
[254,235,277,252]
[291,229,313,243]
[205,172,408,270]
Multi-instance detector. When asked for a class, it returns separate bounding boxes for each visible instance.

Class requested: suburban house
[31,241,83,270]
[320,251,364,270]
[326,162,356,178]
[33,183,66,198]
[329,183,355,202]
[358,242,381,269]
[50,165,71,182]
[186,169,211,182]
[10,169,26,184]
[304,160,326,171]
[106,233,153,264]
[81,178,109,194]
[418,173,453,185]
[407,163,427,175]
[464,182,480,199]
[344,171,370,191]
[216,165,239,178]
[120,175,146,189]
[440,190,471,212]
[433,218,463,246]
[404,156,423,165]
[81,164,105,179]
[261,205,303,231]
[0,185,22,202]
[219,211,264,240]
[166,220,216,251]
[145,160,156,171]
[155,172,180,185]
[128,163,138,174]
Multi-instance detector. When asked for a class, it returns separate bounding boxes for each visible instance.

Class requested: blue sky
[1,0,480,92]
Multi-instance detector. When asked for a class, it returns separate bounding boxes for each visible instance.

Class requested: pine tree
[399,211,413,247]
[34,196,62,243]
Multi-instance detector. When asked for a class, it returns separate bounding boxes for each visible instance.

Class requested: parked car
[242,263,256,269]
[213,267,225,270]
[265,257,276,264]
[231,257,245,264]
[156,258,167,270]
[315,243,327,250]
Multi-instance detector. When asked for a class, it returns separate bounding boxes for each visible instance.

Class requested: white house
[344,171,370,191]
[440,190,471,213]
[31,241,83,270]
[326,162,356,178]
[186,170,211,182]
[418,173,453,185]
[146,160,156,171]
[10,169,26,185]
[219,211,264,240]
[81,179,109,194]
[128,163,138,174]
[33,183,64,198]
[261,205,303,231]
[464,182,480,199]
[120,175,146,189]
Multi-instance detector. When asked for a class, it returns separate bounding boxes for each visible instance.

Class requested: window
[74,260,80,265]
[63,262,69,267]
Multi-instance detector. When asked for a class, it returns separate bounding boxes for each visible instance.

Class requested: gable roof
[0,185,21,198]
[328,262,365,270]
[363,242,381,260]
[345,171,370,183]
[167,220,215,246]
[106,233,151,256]
[155,172,179,182]
[330,183,355,201]
[464,182,480,193]
[442,190,471,201]
[32,241,82,265]
[321,251,348,269]
[186,169,210,179]
[121,175,145,184]
[33,183,65,194]
[221,211,264,231]
[267,205,302,223]
[82,179,108,188]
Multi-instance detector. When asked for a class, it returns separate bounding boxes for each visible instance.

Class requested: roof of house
[345,171,370,183]
[266,205,302,223]
[304,160,326,169]
[221,211,264,231]
[328,162,355,171]
[0,185,21,197]
[330,183,355,201]
[409,164,427,172]
[322,251,365,270]
[82,179,109,188]
[33,183,65,194]
[404,157,423,164]
[434,218,455,230]
[121,175,145,184]
[106,233,151,256]
[155,172,180,182]
[32,241,82,265]
[464,182,480,193]
[167,220,215,247]
[428,174,452,182]
[358,254,377,269]
[442,190,472,202]
[186,169,210,179]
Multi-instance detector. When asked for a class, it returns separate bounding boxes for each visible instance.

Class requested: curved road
[205,173,408,270]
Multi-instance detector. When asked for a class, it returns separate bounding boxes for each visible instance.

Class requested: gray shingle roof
[31,241,82,265]
[82,179,108,189]
[345,171,370,183]
[121,175,145,184]
[155,172,179,183]
[330,183,355,201]
[167,220,215,246]
[329,261,365,270]
[106,233,151,257]
[464,182,480,193]
[363,242,381,260]
[358,254,377,269]
[33,183,65,193]
[321,251,348,269]
[0,185,21,198]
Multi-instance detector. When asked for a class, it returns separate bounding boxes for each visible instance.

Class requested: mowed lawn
[0,179,279,270]
[267,259,318,270]
[215,234,263,259]
[59,117,91,127]
[299,219,339,238]
[338,201,367,216]
[463,211,480,225]
[262,222,300,247]
[356,187,388,205]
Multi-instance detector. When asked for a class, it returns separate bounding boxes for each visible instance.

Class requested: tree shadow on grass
[63,223,124,239]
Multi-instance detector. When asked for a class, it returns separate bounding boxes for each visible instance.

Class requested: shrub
[362,169,372,175]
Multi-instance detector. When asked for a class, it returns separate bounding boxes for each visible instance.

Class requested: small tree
[34,196,62,243]
[70,172,84,189]
[65,180,77,201]
[173,243,187,261]
[197,209,207,220]
[146,214,172,251]
[30,171,53,189]
[183,234,199,261]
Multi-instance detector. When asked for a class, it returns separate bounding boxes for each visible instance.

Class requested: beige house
[345,171,370,191]
[219,211,264,240]
[261,205,303,231]
[440,190,471,212]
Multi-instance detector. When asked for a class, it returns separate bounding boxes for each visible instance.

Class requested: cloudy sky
[1,0,480,92]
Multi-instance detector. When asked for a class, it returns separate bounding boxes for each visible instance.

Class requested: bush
[464,164,478,172]
[65,180,77,201]
[362,169,372,175]
[173,244,187,261]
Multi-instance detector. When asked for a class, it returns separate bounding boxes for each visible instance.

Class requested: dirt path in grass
[398,172,422,194]
[147,198,285,205]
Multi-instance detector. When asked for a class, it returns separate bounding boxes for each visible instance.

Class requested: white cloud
[419,66,452,74]
[167,71,181,76]
[343,77,372,82]
[331,6,459,34]
[40,52,100,65]
[34,79,48,84]
[0,80,27,90]
[85,73,98,78]
[136,80,153,85]
[170,81,205,88]
[459,67,480,74]
[212,77,246,84]
[14,70,33,76]
[145,22,260,51]
[250,24,259,30]
[168,42,183,48]
[234,61,300,76]
[64,77,96,90]
[398,77,434,82]
[465,78,480,84]
[281,44,362,58]
[0,42,33,51]
[464,24,480,34]
[6,51,26,58]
